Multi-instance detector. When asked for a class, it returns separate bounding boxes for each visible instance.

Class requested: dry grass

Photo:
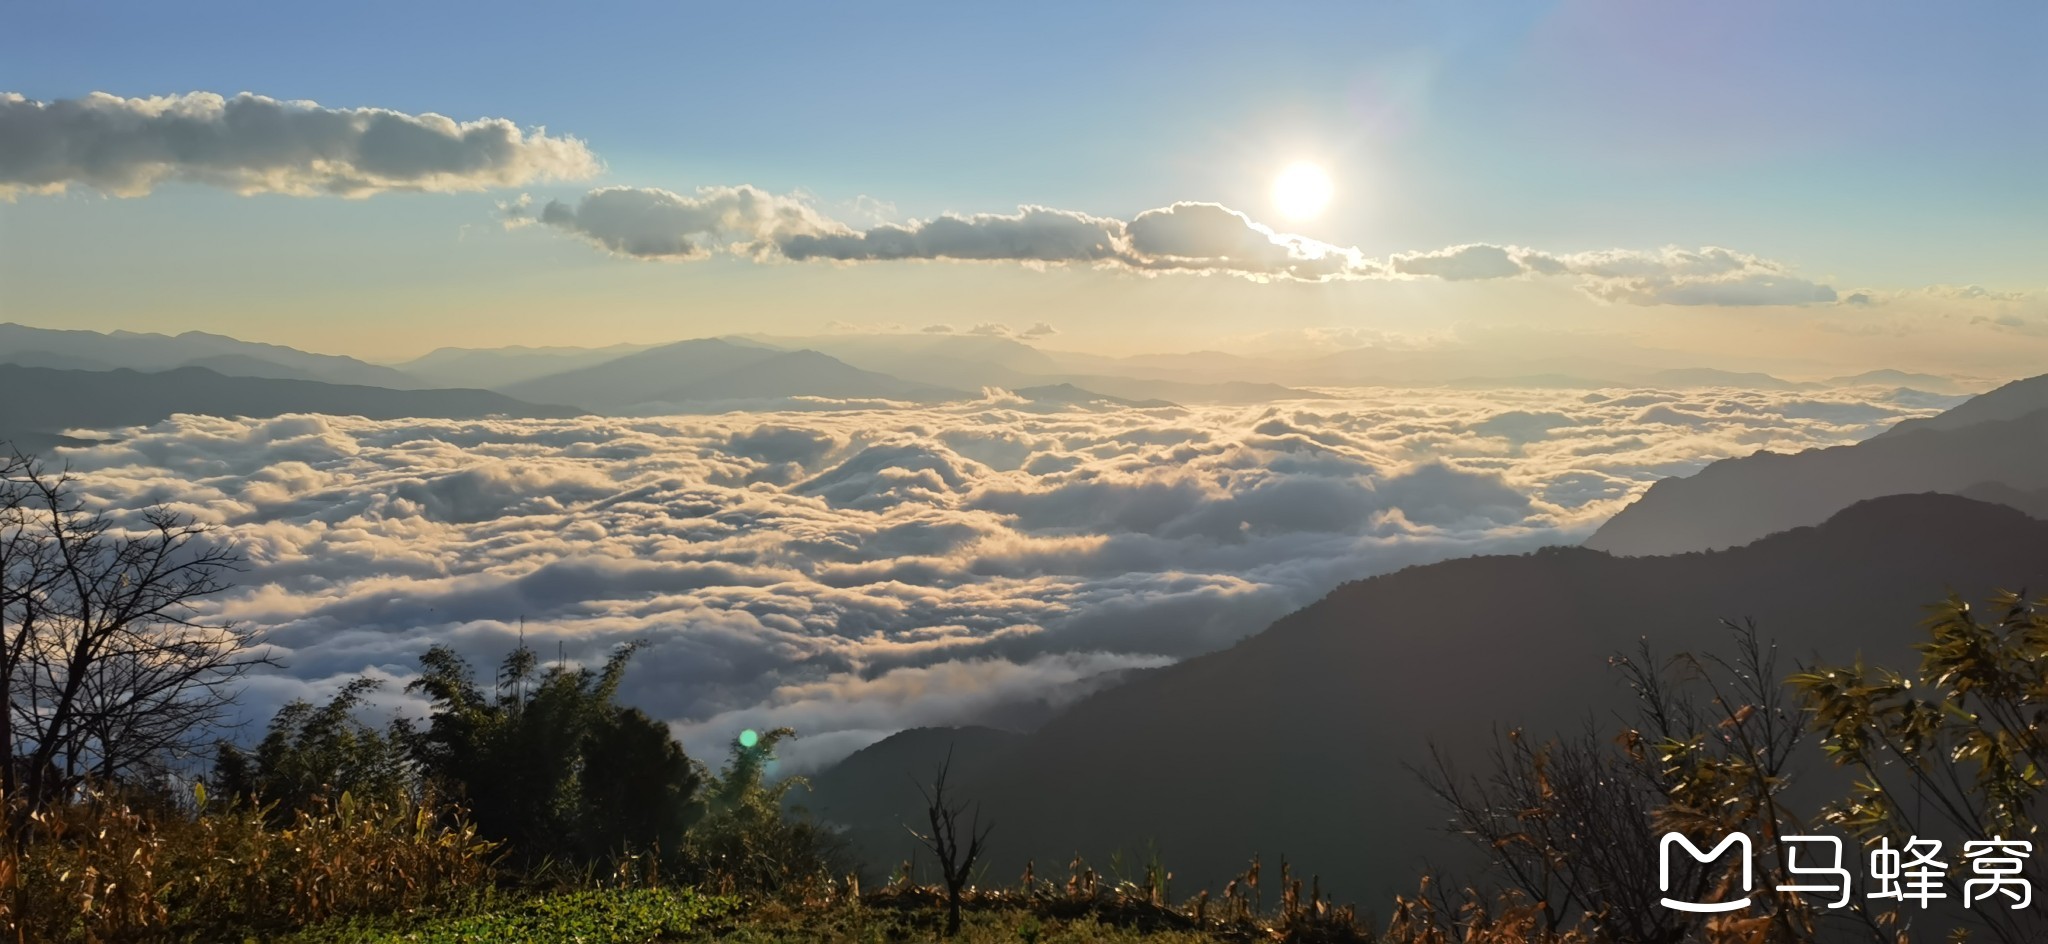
[4,794,1923,943]
[1,789,497,943]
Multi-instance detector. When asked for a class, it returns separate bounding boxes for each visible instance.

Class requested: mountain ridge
[806,493,2048,905]
[1584,379,2048,555]
[0,323,426,389]
[0,365,575,447]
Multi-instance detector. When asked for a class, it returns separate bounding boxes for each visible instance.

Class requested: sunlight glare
[1272,161,1334,221]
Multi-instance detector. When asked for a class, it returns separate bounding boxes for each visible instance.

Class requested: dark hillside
[815,494,2048,905]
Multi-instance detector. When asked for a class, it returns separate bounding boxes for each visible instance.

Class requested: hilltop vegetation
[9,435,2048,942]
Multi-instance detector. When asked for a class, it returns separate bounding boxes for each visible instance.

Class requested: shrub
[0,788,495,942]
[214,677,416,821]
[685,726,852,897]
[404,641,702,870]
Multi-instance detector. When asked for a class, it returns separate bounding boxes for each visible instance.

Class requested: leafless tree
[1420,622,1827,943]
[908,747,992,937]
[1,451,263,826]
[1423,726,1698,943]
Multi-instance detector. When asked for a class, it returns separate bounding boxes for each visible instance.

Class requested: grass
[286,892,1243,944]
[683,901,1238,944]
[281,887,741,943]
[2,790,498,942]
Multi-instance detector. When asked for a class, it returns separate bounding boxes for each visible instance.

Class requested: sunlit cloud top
[0,91,599,198]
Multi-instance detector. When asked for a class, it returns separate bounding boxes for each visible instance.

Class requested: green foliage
[686,726,853,896]
[284,887,739,944]
[404,641,702,868]
[215,677,415,821]
[1791,591,2048,944]
[1793,591,2048,842]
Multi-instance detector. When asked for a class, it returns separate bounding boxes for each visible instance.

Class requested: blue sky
[2,0,2044,364]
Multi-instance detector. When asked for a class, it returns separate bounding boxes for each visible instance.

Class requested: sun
[1271,161,1333,221]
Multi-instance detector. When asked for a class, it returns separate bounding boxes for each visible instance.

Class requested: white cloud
[1122,202,1376,280]
[41,386,1944,769]
[516,183,1838,304]
[1390,244,1526,281]
[780,205,1128,264]
[535,185,838,260]
[0,91,599,198]
[1553,246,1838,306]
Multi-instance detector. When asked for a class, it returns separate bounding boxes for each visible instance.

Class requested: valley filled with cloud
[48,383,1959,770]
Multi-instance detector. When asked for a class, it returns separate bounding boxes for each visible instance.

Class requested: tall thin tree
[908,747,992,937]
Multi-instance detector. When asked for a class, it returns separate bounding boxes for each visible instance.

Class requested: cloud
[517,182,1835,304]
[42,386,1944,770]
[533,185,839,260]
[0,91,599,198]
[780,205,1127,264]
[1553,246,1838,306]
[1021,322,1057,338]
[1390,244,1525,281]
[1122,202,1377,280]
[1380,244,1839,306]
[1590,274,1836,306]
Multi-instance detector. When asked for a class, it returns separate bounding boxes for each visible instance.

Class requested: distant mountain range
[0,365,574,451]
[730,334,1323,405]
[1827,368,1973,394]
[394,342,662,389]
[497,339,968,412]
[1637,366,1822,391]
[1872,372,2048,438]
[0,323,1998,409]
[0,323,424,389]
[1009,384,1177,409]
[1586,373,2048,554]
[804,493,2048,904]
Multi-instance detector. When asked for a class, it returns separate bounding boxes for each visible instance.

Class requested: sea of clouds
[50,385,1959,770]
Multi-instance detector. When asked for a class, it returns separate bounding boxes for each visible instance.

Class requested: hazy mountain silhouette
[1047,375,1319,404]
[177,353,334,382]
[1826,368,1973,394]
[1054,349,1281,382]
[0,365,574,448]
[806,494,2048,905]
[0,323,424,389]
[499,339,779,409]
[800,726,1024,854]
[1873,372,2048,439]
[1585,381,2048,555]
[502,339,964,412]
[1639,367,1821,390]
[1959,481,2048,520]
[1,349,120,372]
[1442,373,1618,389]
[762,333,1068,387]
[749,335,1315,403]
[396,343,661,389]
[651,349,964,405]
[1010,384,1177,409]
